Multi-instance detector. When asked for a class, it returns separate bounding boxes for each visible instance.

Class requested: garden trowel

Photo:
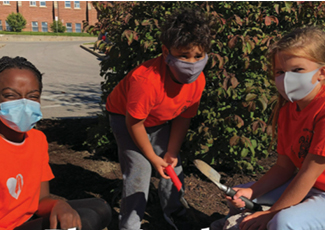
[165,165,190,209]
[164,165,202,230]
[193,159,262,211]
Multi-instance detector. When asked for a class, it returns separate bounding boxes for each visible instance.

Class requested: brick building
[0,1,98,32]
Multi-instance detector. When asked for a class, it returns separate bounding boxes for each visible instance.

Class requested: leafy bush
[6,13,26,32]
[83,1,325,173]
[50,20,66,33]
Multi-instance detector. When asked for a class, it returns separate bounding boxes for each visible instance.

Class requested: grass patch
[83,42,95,45]
[0,31,96,37]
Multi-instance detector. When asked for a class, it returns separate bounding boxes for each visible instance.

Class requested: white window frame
[41,22,48,32]
[74,1,80,9]
[65,1,71,8]
[0,20,2,31]
[29,1,36,6]
[40,1,46,7]
[75,23,81,33]
[3,1,9,5]
[32,21,38,32]
[66,22,72,32]
[5,21,11,31]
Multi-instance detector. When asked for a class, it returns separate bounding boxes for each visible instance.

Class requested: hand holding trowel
[164,165,202,229]
[194,159,262,211]
[165,165,190,209]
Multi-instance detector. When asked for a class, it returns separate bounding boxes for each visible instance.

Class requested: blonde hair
[269,26,325,144]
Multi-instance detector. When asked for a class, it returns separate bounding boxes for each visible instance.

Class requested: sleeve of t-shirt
[309,111,325,156]
[40,134,55,182]
[126,75,157,120]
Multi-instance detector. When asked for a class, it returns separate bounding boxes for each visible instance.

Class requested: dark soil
[36,118,277,230]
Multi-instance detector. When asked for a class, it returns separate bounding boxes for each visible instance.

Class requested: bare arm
[230,154,296,207]
[125,111,169,178]
[36,181,82,229]
[163,116,191,167]
[269,153,325,211]
[250,154,297,199]
[239,153,325,230]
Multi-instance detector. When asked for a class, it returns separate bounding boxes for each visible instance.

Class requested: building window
[40,1,46,7]
[32,21,38,32]
[66,23,72,32]
[3,1,9,5]
[0,20,2,31]
[65,1,71,8]
[74,1,80,8]
[75,23,81,33]
[41,22,48,32]
[5,21,11,31]
[30,1,36,6]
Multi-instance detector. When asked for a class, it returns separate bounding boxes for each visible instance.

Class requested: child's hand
[49,200,82,230]
[225,187,253,209]
[239,210,274,230]
[151,155,169,179]
[163,152,178,168]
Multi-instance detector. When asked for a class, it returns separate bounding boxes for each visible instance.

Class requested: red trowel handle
[165,165,182,192]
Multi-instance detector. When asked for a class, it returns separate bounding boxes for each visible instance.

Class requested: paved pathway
[0,38,105,119]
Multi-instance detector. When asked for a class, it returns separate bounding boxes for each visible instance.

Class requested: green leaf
[245,93,257,101]
[241,148,249,157]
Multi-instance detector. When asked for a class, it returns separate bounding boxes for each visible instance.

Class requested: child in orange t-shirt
[213,27,325,230]
[0,56,111,230]
[106,8,212,230]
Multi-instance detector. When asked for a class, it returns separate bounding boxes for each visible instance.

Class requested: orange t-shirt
[277,86,325,191]
[106,55,206,127]
[0,129,54,230]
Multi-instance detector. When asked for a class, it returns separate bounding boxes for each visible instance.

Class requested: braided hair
[0,56,43,92]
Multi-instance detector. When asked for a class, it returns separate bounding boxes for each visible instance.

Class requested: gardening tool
[165,165,190,209]
[193,159,263,211]
[165,165,203,230]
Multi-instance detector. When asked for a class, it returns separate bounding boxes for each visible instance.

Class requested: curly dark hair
[0,56,43,92]
[160,8,212,52]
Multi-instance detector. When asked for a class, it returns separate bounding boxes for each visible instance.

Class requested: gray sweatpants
[109,114,185,230]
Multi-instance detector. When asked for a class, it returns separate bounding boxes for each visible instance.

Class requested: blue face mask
[0,99,42,133]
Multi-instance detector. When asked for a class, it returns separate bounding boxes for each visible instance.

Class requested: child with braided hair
[0,56,112,230]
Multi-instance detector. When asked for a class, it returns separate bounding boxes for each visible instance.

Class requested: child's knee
[267,209,298,230]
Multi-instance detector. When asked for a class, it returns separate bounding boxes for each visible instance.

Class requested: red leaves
[210,53,225,69]
[222,70,239,90]
[264,15,279,26]
[121,30,139,45]
[228,35,239,49]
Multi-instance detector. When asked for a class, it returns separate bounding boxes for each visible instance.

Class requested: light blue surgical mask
[0,99,42,133]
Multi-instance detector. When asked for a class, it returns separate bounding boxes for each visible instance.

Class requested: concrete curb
[80,44,108,60]
[0,34,96,42]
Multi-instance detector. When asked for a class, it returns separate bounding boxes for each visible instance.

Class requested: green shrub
[50,20,66,33]
[6,13,26,32]
[83,1,325,173]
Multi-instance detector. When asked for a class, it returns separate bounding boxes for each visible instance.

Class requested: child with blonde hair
[214,26,325,230]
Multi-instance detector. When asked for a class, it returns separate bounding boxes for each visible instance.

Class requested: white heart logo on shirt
[7,174,24,199]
